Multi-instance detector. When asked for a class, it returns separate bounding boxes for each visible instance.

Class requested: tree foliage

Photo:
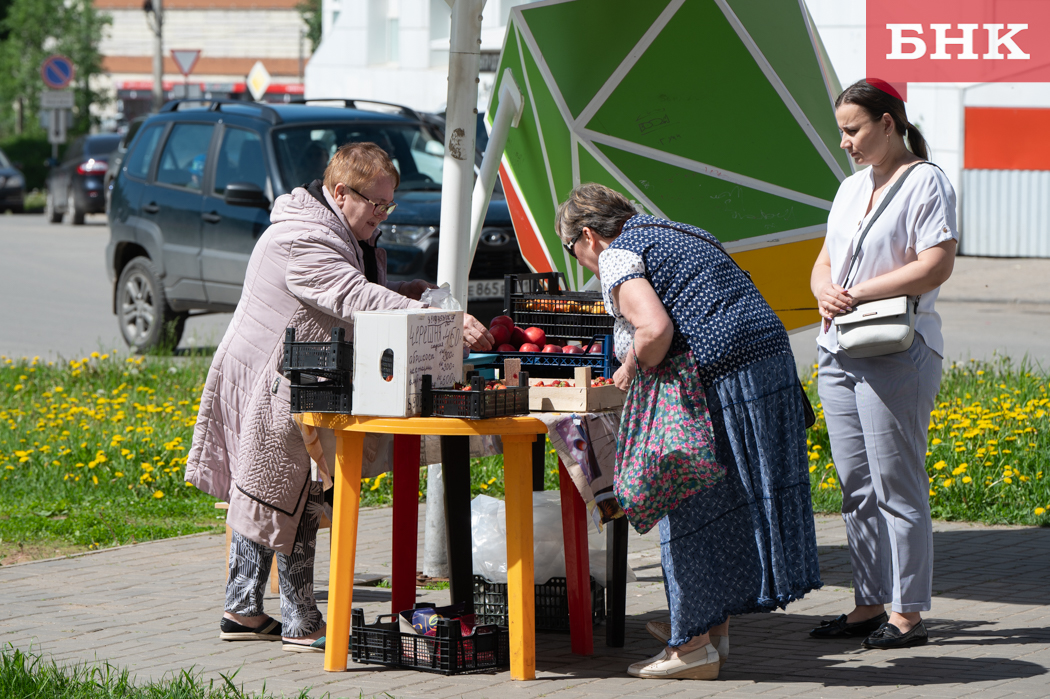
[0,0,111,140]
[297,0,322,53]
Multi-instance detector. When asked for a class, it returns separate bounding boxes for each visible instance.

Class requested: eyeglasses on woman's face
[347,185,397,215]
[563,230,584,259]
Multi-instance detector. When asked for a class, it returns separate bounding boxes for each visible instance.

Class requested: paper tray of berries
[528,367,624,412]
[421,372,531,419]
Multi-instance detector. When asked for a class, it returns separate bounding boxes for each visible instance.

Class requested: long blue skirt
[660,353,822,645]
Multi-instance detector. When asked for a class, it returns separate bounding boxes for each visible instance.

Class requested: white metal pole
[151,0,164,112]
[436,0,485,309]
[468,69,523,268]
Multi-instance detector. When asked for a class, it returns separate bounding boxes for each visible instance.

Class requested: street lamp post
[144,0,164,112]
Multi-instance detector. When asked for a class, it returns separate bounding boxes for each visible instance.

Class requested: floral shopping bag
[614,351,724,534]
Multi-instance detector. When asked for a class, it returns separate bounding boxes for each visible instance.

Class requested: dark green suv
[106,99,529,351]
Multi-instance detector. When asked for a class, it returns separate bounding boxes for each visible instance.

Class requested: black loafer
[862,621,928,649]
[809,612,888,639]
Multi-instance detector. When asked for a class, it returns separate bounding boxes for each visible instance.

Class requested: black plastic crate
[350,609,509,675]
[283,327,353,377]
[289,380,352,414]
[421,374,530,419]
[473,575,605,633]
[504,273,614,344]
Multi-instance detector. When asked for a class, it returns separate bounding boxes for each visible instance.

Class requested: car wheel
[65,190,85,225]
[45,190,62,223]
[116,256,187,353]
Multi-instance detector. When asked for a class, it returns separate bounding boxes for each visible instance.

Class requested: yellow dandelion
[1036,507,1047,516]
[962,476,972,484]
[943,479,954,488]
[809,465,817,473]
[91,475,98,485]
[1004,477,1013,484]
[153,490,164,499]
[931,438,942,445]
[933,461,947,471]
[114,472,123,478]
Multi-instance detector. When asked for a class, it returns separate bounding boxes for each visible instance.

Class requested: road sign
[246,61,271,101]
[41,55,75,89]
[40,90,75,109]
[171,49,201,76]
[47,109,67,145]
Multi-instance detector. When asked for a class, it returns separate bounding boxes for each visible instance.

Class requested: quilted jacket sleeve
[286,235,425,319]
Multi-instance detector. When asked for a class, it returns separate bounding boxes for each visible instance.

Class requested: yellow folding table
[297,413,548,680]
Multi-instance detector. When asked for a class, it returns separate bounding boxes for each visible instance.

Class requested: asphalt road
[0,213,232,361]
[3,212,1050,369]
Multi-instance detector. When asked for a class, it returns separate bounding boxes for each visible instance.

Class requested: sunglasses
[563,230,584,259]
[347,185,397,215]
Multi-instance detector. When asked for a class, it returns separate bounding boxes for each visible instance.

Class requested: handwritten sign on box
[352,309,464,417]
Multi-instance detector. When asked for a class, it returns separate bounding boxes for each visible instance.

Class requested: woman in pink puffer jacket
[186,142,493,652]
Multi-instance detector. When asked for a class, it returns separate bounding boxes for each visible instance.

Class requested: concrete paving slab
[2,505,1049,698]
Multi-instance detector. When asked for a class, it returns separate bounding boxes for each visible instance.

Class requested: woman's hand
[613,363,635,391]
[816,281,853,320]
[400,279,438,300]
[462,314,495,351]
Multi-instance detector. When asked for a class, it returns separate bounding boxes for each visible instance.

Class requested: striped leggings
[225,481,325,638]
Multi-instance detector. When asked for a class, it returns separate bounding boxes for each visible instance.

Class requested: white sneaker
[627,643,719,680]
[645,621,729,667]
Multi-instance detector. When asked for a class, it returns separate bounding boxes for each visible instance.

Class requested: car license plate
[467,279,505,301]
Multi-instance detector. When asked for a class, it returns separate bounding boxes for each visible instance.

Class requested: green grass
[804,355,1050,526]
[7,348,1042,564]
[0,352,221,562]
[0,645,390,699]
[0,352,560,563]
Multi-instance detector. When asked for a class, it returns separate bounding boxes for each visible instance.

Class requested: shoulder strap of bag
[841,161,934,288]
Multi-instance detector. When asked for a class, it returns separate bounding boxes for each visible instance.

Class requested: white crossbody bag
[834,162,931,359]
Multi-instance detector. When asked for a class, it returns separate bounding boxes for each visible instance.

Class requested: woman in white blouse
[808,80,957,650]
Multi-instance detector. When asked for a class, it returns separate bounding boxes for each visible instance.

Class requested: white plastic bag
[470,491,635,586]
[420,282,462,311]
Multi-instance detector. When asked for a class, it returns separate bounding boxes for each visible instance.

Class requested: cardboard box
[528,367,624,412]
[352,309,463,417]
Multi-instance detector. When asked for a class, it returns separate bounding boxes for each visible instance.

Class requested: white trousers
[817,335,941,613]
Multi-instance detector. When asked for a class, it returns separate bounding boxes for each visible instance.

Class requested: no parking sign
[41,55,75,89]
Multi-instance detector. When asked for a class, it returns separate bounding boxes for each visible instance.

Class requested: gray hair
[555,183,639,244]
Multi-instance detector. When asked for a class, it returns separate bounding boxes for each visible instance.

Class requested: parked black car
[106,98,531,352]
[0,147,25,213]
[46,133,122,224]
[104,117,147,212]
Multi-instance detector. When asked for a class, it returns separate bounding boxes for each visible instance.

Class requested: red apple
[541,344,562,353]
[496,343,518,352]
[490,315,514,328]
[561,345,584,354]
[523,327,547,346]
[490,323,511,346]
[518,343,540,353]
[509,326,528,347]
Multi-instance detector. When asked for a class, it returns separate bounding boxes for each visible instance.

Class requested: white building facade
[97,0,311,124]
[306,0,532,112]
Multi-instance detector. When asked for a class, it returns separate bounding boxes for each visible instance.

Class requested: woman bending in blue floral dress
[555,184,822,680]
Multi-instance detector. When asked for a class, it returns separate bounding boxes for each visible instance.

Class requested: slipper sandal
[282,636,326,653]
[219,616,283,641]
